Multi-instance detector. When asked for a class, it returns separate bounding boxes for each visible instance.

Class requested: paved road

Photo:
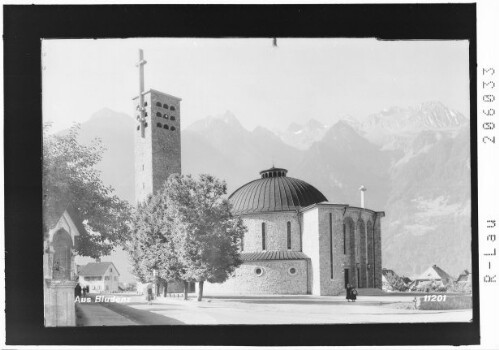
[76,294,184,326]
[76,293,472,326]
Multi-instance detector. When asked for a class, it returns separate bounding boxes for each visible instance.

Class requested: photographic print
[41,37,473,327]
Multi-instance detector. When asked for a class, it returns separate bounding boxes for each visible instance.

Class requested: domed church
[205,167,384,296]
[131,58,384,295]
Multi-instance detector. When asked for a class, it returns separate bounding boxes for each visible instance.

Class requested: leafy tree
[126,191,186,296]
[43,124,131,258]
[165,174,246,301]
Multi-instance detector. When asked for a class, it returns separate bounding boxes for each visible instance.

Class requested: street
[76,293,472,326]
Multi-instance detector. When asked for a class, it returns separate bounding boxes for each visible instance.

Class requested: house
[78,262,120,293]
[43,201,86,327]
[456,269,471,283]
[382,268,410,292]
[409,264,454,291]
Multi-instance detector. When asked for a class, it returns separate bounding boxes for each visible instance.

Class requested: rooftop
[78,262,119,276]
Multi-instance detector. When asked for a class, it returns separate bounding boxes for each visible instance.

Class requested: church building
[205,167,384,295]
[133,51,384,296]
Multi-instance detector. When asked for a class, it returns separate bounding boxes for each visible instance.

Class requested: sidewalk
[76,302,137,326]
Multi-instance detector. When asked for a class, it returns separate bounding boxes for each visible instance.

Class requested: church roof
[229,167,328,215]
[241,251,309,261]
[79,262,119,276]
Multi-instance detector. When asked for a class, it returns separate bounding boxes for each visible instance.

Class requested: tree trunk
[183,281,189,300]
[155,281,160,296]
[197,280,204,301]
[163,281,168,297]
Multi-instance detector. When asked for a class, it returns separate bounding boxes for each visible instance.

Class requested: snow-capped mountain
[62,101,471,279]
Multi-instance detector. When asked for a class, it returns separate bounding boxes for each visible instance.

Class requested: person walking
[351,287,358,302]
[346,283,352,302]
[146,283,154,305]
[75,283,82,298]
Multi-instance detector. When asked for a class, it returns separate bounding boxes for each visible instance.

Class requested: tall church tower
[133,50,181,203]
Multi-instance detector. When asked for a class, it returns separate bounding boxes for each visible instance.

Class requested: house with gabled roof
[78,261,120,293]
[409,264,454,291]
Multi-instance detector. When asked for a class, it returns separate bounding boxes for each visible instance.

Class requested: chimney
[359,185,367,208]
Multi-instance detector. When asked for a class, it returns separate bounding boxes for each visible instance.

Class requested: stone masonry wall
[133,91,181,204]
[151,93,181,193]
[301,207,320,295]
[204,260,308,295]
[134,93,153,204]
[374,212,383,288]
[241,212,301,252]
[301,205,383,296]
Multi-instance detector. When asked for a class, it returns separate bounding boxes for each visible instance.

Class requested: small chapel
[133,50,384,296]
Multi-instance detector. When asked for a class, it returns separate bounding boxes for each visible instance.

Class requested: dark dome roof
[229,167,328,215]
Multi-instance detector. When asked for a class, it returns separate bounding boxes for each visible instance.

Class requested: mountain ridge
[62,102,471,280]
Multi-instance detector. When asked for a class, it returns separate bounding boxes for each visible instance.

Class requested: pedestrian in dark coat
[346,283,352,302]
[146,283,154,305]
[351,287,358,302]
[75,283,82,298]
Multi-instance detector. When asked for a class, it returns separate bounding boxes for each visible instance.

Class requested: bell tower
[133,49,182,203]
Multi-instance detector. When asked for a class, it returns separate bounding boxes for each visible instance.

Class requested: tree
[165,174,246,301]
[126,191,186,296]
[43,124,131,258]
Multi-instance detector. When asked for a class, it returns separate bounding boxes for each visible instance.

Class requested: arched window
[156,122,162,128]
[262,223,266,250]
[170,106,176,111]
[163,103,168,109]
[170,116,176,121]
[156,102,162,107]
[287,221,292,250]
[145,112,148,117]
[163,124,169,130]
[171,126,176,131]
[163,114,168,119]
[156,112,162,117]
[144,122,148,127]
[144,101,148,106]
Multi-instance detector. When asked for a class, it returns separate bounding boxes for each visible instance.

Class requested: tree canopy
[43,124,131,258]
[127,173,246,300]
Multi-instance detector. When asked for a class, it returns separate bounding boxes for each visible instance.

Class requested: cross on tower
[136,49,148,138]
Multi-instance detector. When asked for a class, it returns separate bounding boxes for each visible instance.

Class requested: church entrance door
[344,269,349,288]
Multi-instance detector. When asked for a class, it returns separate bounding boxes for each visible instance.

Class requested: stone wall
[241,212,301,252]
[133,91,181,204]
[204,260,308,295]
[316,206,348,296]
[301,204,384,296]
[301,207,320,295]
[134,93,153,204]
[150,92,181,194]
[44,280,77,327]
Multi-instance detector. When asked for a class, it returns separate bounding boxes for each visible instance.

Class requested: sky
[43,38,470,133]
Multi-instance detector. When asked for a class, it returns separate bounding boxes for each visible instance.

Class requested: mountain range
[68,102,471,281]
